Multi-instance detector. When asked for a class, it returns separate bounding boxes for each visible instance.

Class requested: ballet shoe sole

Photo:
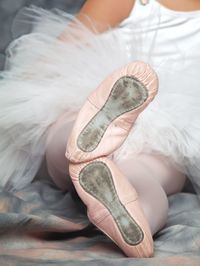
[77,76,148,152]
[79,160,144,245]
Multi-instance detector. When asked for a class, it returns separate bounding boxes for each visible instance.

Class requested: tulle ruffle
[0,6,200,197]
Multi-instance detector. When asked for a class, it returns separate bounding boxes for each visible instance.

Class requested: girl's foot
[69,157,153,258]
[66,61,158,163]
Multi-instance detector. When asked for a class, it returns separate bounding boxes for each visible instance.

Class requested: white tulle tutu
[0,6,200,195]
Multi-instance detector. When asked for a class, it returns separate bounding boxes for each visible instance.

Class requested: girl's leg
[134,154,187,196]
[116,154,186,235]
[46,113,186,235]
[45,112,76,191]
[46,110,186,235]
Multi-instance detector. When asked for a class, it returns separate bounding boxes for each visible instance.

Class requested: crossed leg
[46,113,186,235]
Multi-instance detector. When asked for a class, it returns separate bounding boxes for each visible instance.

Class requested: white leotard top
[118,0,200,76]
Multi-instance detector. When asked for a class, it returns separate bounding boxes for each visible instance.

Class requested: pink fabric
[69,157,153,258]
[66,61,158,163]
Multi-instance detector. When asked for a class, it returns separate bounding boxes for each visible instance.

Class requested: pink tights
[46,114,186,235]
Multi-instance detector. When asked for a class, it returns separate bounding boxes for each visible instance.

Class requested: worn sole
[77,76,148,152]
[79,160,144,245]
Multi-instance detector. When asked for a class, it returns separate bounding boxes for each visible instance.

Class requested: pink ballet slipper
[66,61,158,163]
[69,157,154,258]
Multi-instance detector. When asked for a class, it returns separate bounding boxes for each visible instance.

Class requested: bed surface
[0,178,200,265]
